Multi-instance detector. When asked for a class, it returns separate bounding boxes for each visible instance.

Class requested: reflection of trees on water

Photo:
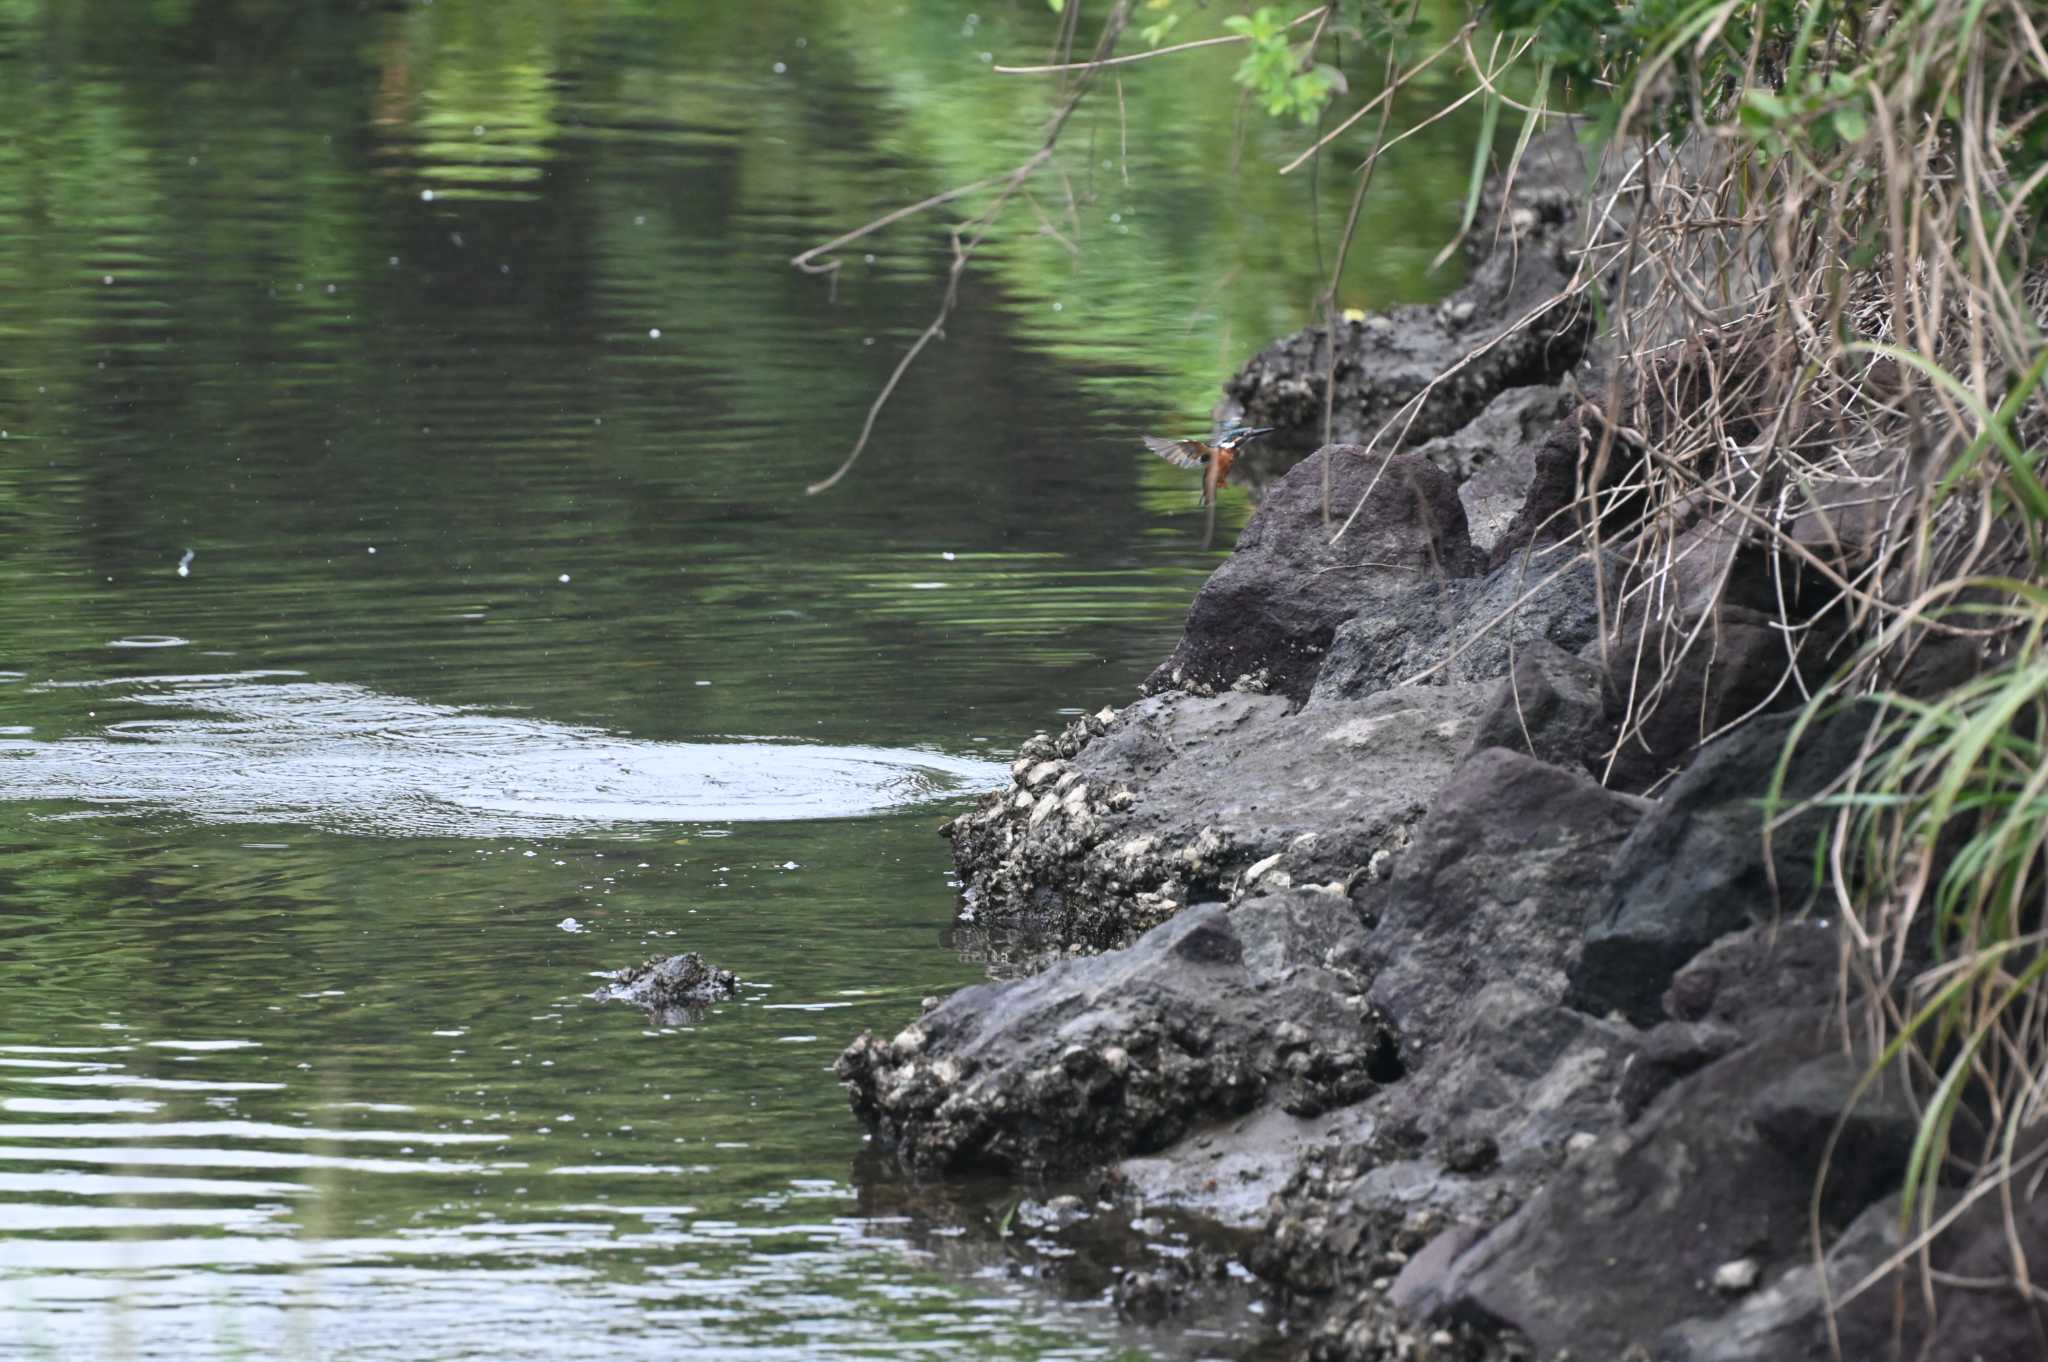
[0,0,1479,743]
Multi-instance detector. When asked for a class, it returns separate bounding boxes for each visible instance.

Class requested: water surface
[0,2,1474,1357]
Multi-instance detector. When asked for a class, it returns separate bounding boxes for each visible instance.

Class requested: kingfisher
[1142,425,1276,508]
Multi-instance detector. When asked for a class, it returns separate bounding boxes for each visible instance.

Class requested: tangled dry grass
[1441,0,2048,1324]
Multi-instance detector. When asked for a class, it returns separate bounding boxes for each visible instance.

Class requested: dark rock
[1413,384,1572,487]
[1588,498,1849,791]
[1623,922,1856,1122]
[1308,547,1605,708]
[1215,130,1592,467]
[1785,447,1916,587]
[1891,630,1990,699]
[1365,748,1643,1045]
[1595,606,1796,791]
[1252,1136,1462,1299]
[1656,1190,2048,1362]
[1416,385,1572,553]
[1464,637,1612,774]
[944,682,1491,949]
[1441,1134,1499,1176]
[1114,1102,1374,1228]
[1750,1049,1918,1226]
[1482,413,1608,566]
[1230,749,1648,1337]
[1440,1022,1850,1358]
[1253,1140,1538,1362]
[589,952,740,1019]
[1663,920,1840,1027]
[1617,1019,1745,1119]
[1388,1223,1489,1316]
[1570,707,1874,1024]
[1878,1192,2048,1362]
[1147,447,1482,701]
[1221,752,1643,1279]
[835,889,1394,1175]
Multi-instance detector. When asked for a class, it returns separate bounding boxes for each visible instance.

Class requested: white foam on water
[0,675,1004,836]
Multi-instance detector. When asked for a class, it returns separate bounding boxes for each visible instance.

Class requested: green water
[0,3,1476,1357]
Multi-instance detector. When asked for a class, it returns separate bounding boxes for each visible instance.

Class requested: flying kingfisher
[1142,425,1276,508]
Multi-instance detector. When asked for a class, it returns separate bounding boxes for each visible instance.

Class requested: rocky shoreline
[836,131,2045,1361]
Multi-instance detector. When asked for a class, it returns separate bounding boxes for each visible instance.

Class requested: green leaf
[1832,104,1869,143]
[1740,89,1791,128]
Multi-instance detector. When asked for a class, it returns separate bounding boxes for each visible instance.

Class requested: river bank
[837,130,2046,1361]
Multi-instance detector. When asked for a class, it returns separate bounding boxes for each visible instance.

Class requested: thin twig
[790,178,1001,274]
[805,7,1133,494]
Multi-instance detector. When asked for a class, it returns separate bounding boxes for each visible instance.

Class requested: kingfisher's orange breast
[1205,447,1234,505]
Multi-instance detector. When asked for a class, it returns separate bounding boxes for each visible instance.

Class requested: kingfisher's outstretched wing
[1142,435,1207,469]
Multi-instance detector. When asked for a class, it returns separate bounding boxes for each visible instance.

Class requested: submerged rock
[590,952,740,1017]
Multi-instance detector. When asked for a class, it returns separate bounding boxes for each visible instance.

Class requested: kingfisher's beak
[1240,427,1275,441]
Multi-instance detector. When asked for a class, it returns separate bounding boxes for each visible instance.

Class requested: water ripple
[0,676,1003,835]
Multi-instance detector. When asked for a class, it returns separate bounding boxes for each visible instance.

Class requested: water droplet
[557,573,571,584]
[772,61,787,74]
[367,547,377,555]
[941,551,957,561]
[102,275,113,285]
[420,189,435,202]
[649,327,661,339]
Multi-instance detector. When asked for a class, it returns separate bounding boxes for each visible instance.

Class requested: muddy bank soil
[839,131,2045,1361]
